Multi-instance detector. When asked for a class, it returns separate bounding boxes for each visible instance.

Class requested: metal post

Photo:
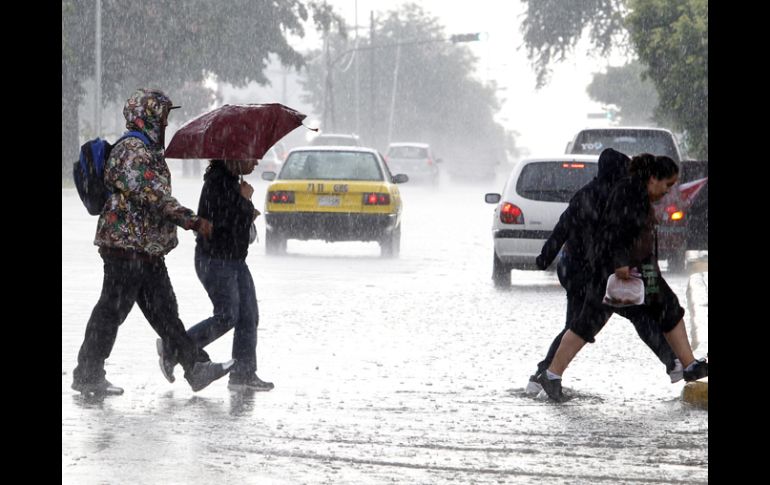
[354,0,359,136]
[95,0,102,136]
[387,44,401,146]
[322,32,329,129]
[369,11,375,145]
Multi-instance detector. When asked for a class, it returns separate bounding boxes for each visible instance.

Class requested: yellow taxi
[261,146,408,257]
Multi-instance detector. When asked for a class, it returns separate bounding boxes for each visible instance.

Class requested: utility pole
[321,27,482,146]
[323,31,336,130]
[387,44,401,146]
[369,11,375,146]
[95,0,102,136]
[354,0,359,136]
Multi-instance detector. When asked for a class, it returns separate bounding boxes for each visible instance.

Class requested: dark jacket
[536,148,630,290]
[592,175,657,274]
[195,162,255,260]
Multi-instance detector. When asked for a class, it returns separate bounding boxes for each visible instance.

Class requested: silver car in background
[385,142,441,185]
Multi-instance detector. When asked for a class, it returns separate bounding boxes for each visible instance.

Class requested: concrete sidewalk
[683,265,708,408]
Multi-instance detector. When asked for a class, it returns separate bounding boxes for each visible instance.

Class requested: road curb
[682,270,708,408]
[682,380,708,409]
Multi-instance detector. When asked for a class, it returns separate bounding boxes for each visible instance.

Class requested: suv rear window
[516,162,598,202]
[387,146,428,158]
[311,135,361,146]
[570,129,679,161]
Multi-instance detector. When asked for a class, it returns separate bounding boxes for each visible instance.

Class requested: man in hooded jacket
[72,88,234,395]
[527,148,681,395]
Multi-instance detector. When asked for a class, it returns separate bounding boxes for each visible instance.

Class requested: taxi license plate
[317,195,340,207]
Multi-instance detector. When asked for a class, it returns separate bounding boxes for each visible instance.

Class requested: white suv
[310,133,362,147]
[566,127,682,161]
[484,155,599,286]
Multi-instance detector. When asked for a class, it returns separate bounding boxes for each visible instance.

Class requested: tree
[520,0,629,88]
[626,0,708,158]
[62,0,340,180]
[587,61,659,125]
[300,3,510,171]
[520,0,708,158]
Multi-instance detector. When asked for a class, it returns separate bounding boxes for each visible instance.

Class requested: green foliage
[300,3,509,166]
[627,0,708,158]
[587,61,659,125]
[520,0,628,88]
[62,0,334,179]
[520,0,707,158]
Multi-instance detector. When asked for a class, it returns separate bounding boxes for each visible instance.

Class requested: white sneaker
[525,374,543,395]
[668,359,683,383]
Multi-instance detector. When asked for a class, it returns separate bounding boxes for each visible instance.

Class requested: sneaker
[668,359,684,383]
[228,374,275,392]
[535,371,566,402]
[683,357,708,382]
[156,339,176,383]
[525,374,543,395]
[72,378,124,396]
[186,359,236,392]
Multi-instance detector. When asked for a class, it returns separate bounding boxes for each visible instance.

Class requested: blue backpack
[73,131,150,215]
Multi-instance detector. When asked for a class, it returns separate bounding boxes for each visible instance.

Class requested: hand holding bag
[602,273,644,307]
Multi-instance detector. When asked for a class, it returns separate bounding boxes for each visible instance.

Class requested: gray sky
[297,0,630,158]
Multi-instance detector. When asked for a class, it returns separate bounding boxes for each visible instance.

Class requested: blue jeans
[188,252,259,378]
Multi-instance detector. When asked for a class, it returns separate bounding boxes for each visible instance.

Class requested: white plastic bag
[602,274,644,307]
[249,222,258,244]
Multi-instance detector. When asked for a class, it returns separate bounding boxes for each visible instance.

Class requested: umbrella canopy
[165,103,307,160]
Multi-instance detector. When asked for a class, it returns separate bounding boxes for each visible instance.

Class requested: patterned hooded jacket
[94,88,201,256]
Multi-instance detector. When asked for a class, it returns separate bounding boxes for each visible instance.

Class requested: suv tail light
[269,191,295,204]
[665,204,684,221]
[363,193,390,205]
[500,202,524,224]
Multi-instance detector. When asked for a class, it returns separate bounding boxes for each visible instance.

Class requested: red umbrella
[165,103,308,160]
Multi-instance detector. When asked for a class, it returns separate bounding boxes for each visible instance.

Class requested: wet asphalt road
[62,172,707,484]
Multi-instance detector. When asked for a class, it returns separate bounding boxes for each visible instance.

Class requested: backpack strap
[117,130,151,146]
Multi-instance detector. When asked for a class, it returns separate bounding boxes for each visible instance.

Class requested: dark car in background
[654,160,708,271]
[682,161,708,251]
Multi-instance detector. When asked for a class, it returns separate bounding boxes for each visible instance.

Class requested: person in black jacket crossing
[156,159,274,391]
[535,154,708,402]
[526,148,681,395]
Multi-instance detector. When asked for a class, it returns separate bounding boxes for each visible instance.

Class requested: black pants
[72,252,208,385]
[536,270,679,375]
[564,271,684,372]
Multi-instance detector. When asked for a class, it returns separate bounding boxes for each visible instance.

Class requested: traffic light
[450,33,481,43]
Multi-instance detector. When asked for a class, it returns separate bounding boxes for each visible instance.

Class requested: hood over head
[123,88,177,147]
[596,148,630,185]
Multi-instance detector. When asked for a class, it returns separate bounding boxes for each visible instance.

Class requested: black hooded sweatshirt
[536,148,630,290]
[195,162,256,260]
[591,174,657,275]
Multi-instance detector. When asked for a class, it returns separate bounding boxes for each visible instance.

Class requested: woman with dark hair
[535,154,708,402]
[156,159,274,391]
